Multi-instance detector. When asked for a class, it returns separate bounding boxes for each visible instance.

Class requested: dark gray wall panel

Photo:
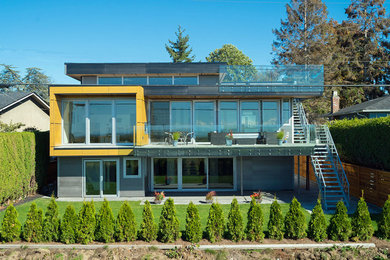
[119,157,145,197]
[81,76,97,85]
[199,75,219,86]
[58,157,83,197]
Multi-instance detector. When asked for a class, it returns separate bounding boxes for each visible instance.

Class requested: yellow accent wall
[50,86,148,156]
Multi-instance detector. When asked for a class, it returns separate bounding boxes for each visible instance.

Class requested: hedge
[329,116,390,170]
[0,131,49,205]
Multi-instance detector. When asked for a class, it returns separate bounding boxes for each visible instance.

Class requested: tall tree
[23,67,51,100]
[206,44,253,65]
[0,64,23,92]
[165,25,195,63]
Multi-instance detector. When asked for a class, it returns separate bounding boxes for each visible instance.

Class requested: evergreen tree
[267,199,284,240]
[205,202,225,243]
[76,201,96,244]
[95,199,115,243]
[226,198,244,242]
[284,197,307,239]
[308,199,327,242]
[0,204,21,242]
[42,196,60,242]
[114,201,137,242]
[0,64,23,92]
[22,67,51,101]
[328,201,352,241]
[60,205,78,244]
[378,195,390,239]
[184,202,202,243]
[245,198,265,242]
[351,195,374,241]
[158,198,180,243]
[138,200,157,242]
[22,203,43,242]
[165,25,195,63]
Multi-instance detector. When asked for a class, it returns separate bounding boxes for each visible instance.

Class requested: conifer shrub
[245,198,264,242]
[95,199,115,243]
[22,203,43,242]
[76,201,96,244]
[60,205,78,244]
[328,200,351,241]
[284,197,307,239]
[158,198,180,243]
[138,200,157,242]
[43,196,60,242]
[351,195,374,241]
[184,202,202,243]
[114,201,137,242]
[205,202,225,243]
[267,199,284,240]
[0,204,21,242]
[307,199,327,242]
[378,195,390,239]
[226,198,244,242]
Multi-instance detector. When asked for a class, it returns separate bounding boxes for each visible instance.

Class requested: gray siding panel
[58,157,83,197]
[199,75,219,86]
[119,157,145,197]
[81,76,97,84]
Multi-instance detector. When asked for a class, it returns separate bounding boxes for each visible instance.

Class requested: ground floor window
[84,159,119,196]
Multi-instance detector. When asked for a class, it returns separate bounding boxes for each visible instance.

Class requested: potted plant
[205,191,216,203]
[225,131,233,146]
[250,190,262,203]
[172,132,180,146]
[276,131,284,145]
[154,191,165,204]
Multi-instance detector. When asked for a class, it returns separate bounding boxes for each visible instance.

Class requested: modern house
[50,62,349,210]
[0,92,50,131]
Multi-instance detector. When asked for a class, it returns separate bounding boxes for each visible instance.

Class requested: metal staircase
[292,99,308,143]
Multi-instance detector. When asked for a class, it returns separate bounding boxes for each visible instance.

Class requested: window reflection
[63,101,86,143]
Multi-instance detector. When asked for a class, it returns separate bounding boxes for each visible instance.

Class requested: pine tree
[22,67,51,101]
[378,195,390,239]
[267,199,284,240]
[184,202,202,243]
[165,25,195,63]
[308,199,327,242]
[205,202,225,243]
[158,198,180,243]
[77,201,96,244]
[0,204,21,242]
[245,198,265,242]
[284,197,307,239]
[22,203,43,242]
[43,196,60,242]
[351,195,374,241]
[114,201,137,242]
[60,205,78,244]
[138,200,157,242]
[226,198,244,242]
[95,199,115,243]
[328,201,352,241]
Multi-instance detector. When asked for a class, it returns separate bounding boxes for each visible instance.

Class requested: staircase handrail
[296,100,310,142]
[311,155,327,207]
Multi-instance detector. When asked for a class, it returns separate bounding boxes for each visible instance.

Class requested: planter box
[208,133,226,145]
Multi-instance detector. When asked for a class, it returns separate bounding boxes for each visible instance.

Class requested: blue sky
[0,0,384,84]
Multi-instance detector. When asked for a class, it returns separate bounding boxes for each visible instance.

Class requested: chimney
[331,91,340,114]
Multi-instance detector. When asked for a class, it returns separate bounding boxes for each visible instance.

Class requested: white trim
[0,92,49,113]
[123,157,141,178]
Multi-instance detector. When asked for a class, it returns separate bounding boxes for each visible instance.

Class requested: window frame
[123,157,141,179]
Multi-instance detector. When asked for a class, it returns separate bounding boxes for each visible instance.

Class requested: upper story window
[149,76,173,85]
[96,76,199,85]
[98,77,122,85]
[124,77,147,85]
[174,76,198,85]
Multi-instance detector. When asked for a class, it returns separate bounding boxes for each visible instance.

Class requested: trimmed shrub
[352,196,374,241]
[95,199,115,243]
[245,198,265,242]
[378,195,390,239]
[284,197,306,239]
[267,199,284,240]
[158,198,180,243]
[184,202,202,243]
[205,202,225,243]
[138,200,157,242]
[0,204,21,242]
[60,205,78,244]
[308,199,327,242]
[114,201,137,242]
[328,201,352,241]
[226,198,244,242]
[43,196,60,242]
[22,203,43,242]
[76,201,96,244]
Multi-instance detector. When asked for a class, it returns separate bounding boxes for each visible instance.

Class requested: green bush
[226,198,244,242]
[352,196,374,241]
[328,201,352,241]
[138,200,157,242]
[158,198,180,243]
[22,203,43,242]
[0,204,21,242]
[267,199,284,240]
[245,198,265,242]
[307,199,327,242]
[76,201,96,244]
[284,197,306,239]
[205,202,225,243]
[184,202,202,243]
[329,117,390,170]
[114,201,137,242]
[378,195,390,239]
[60,205,78,244]
[43,196,60,242]
[95,199,115,243]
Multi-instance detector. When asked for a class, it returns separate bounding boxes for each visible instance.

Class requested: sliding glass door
[84,159,119,197]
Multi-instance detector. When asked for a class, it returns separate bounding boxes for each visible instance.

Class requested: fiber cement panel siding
[57,157,83,197]
[119,157,146,197]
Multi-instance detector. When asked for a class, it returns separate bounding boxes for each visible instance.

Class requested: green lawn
[0,198,381,233]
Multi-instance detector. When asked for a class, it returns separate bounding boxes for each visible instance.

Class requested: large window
[209,158,234,189]
[194,102,216,142]
[171,102,192,132]
[150,101,170,142]
[116,102,136,143]
[262,101,280,132]
[97,76,198,86]
[240,101,260,133]
[89,101,112,143]
[84,159,118,197]
[123,77,147,85]
[149,77,173,85]
[219,101,238,132]
[282,99,291,125]
[174,76,198,85]
[153,158,178,189]
[98,77,122,85]
[63,101,86,143]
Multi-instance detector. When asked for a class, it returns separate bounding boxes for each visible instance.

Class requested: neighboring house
[50,62,348,210]
[329,94,390,120]
[0,92,50,131]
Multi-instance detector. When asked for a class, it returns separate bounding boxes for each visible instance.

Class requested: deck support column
[297,156,300,194]
[240,157,243,196]
[306,155,310,190]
